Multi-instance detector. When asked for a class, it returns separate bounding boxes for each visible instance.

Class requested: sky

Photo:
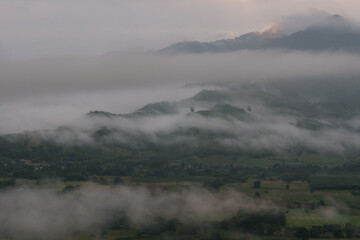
[1,0,360,58]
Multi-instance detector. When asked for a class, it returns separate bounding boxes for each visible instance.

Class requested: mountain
[2,79,360,185]
[87,76,360,123]
[159,28,278,54]
[159,15,360,54]
[88,101,180,119]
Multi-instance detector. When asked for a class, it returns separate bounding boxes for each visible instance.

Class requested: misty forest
[2,1,360,240]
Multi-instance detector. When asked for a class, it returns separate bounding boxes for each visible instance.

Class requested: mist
[2,2,360,240]
[1,49,360,153]
[1,50,359,101]
[0,185,271,240]
[2,0,360,58]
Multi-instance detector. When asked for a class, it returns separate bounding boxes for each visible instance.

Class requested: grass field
[233,153,348,168]
[310,175,360,190]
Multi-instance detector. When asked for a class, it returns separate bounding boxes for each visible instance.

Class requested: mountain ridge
[159,15,360,54]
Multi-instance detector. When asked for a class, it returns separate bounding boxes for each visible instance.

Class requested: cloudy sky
[1,0,360,58]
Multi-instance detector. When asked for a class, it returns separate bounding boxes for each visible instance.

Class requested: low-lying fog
[0,185,270,240]
[1,50,360,132]
[1,50,360,153]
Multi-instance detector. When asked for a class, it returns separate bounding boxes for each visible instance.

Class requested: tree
[253,180,261,188]
[99,177,108,185]
[62,184,76,193]
[113,176,124,185]
[345,223,354,238]
[209,232,228,240]
[204,178,224,190]
[295,227,309,240]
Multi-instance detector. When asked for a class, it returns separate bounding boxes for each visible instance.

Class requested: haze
[1,0,360,58]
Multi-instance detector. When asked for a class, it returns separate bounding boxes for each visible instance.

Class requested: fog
[2,50,360,100]
[32,109,360,153]
[2,3,360,239]
[0,86,200,134]
[0,49,360,153]
[0,185,271,240]
[1,8,360,151]
[0,50,359,132]
[0,51,358,100]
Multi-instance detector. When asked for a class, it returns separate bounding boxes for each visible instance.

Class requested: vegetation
[310,175,360,191]
[1,85,360,239]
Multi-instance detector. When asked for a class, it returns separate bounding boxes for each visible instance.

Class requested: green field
[310,175,360,191]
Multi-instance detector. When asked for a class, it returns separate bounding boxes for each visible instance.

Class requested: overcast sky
[1,0,360,58]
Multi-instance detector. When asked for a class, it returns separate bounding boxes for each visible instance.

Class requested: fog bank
[1,50,360,135]
[0,186,269,240]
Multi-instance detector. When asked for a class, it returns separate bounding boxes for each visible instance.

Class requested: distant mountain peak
[159,15,360,54]
[327,14,345,22]
[87,111,119,118]
[256,25,281,38]
[310,14,352,31]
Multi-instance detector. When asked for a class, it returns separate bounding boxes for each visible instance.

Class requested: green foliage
[296,119,328,130]
[194,103,253,121]
[99,177,108,185]
[203,178,224,190]
[252,180,261,188]
[294,227,309,240]
[310,175,360,190]
[208,232,228,240]
[113,176,125,185]
[61,184,76,193]
[0,178,16,188]
[221,209,286,235]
